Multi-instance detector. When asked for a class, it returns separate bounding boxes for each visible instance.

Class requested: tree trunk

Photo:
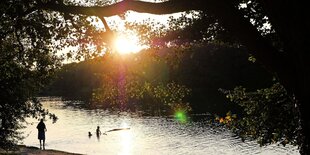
[213,2,310,154]
[298,95,310,155]
[294,47,310,155]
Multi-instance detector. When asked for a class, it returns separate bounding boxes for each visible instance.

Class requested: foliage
[164,11,233,46]
[89,53,191,114]
[152,82,191,107]
[126,5,303,149]
[41,61,100,101]
[0,37,59,150]
[2,0,306,152]
[0,0,63,149]
[92,80,191,115]
[219,83,300,146]
[45,43,273,116]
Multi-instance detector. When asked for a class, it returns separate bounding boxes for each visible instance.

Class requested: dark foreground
[0,145,82,155]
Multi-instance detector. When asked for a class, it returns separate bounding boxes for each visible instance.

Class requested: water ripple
[21,98,299,155]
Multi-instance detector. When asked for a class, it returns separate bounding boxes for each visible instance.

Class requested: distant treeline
[41,43,273,115]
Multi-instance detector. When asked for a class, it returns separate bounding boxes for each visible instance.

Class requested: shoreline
[0,145,83,155]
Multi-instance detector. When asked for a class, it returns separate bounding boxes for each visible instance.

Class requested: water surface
[21,97,299,155]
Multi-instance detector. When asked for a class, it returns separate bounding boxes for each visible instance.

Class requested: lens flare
[174,111,188,123]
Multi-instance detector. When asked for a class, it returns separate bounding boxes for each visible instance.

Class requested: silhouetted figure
[96,126,101,141]
[88,131,92,138]
[36,119,47,150]
[96,126,101,136]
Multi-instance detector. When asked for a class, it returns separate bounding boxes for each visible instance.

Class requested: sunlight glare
[119,122,133,155]
[113,35,145,54]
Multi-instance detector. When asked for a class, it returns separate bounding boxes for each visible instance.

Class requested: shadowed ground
[0,145,83,155]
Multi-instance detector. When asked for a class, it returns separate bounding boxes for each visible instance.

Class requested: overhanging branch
[37,0,291,88]
[37,0,204,17]
[99,16,111,32]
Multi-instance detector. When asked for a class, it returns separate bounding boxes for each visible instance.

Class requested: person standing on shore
[36,119,47,150]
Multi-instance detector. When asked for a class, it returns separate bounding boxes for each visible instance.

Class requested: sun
[113,34,145,54]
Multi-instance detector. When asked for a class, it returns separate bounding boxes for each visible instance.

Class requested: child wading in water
[96,126,101,136]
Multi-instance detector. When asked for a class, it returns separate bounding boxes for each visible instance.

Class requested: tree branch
[37,0,204,17]
[37,0,292,89]
[99,16,111,32]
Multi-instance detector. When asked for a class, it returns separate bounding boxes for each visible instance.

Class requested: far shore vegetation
[41,43,273,116]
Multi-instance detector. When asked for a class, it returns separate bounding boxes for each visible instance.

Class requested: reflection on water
[20,97,299,155]
[119,129,132,155]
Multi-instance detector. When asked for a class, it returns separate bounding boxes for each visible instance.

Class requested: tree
[0,0,63,149]
[2,0,309,154]
[0,22,59,150]
[219,83,300,147]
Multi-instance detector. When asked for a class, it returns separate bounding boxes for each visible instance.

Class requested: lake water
[20,97,299,155]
